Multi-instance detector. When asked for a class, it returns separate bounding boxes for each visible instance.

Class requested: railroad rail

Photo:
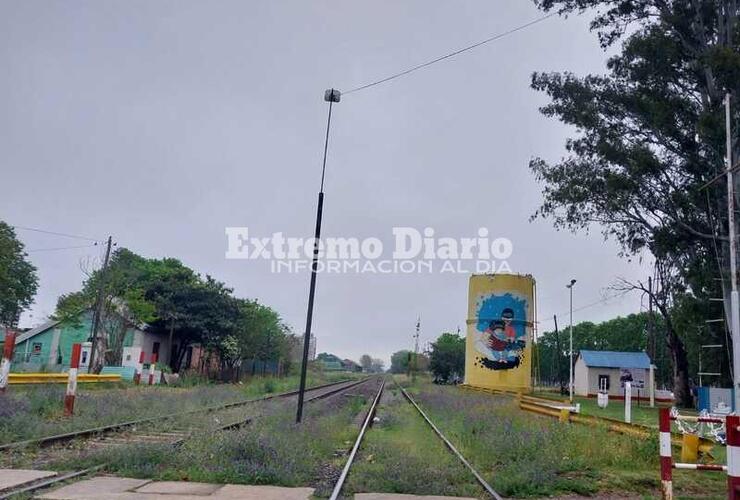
[329,378,503,500]
[0,377,377,500]
[461,384,718,455]
[328,378,386,500]
[515,396,716,454]
[0,377,358,451]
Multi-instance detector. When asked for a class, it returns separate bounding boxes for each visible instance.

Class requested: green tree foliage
[429,333,465,382]
[538,310,733,392]
[390,349,430,374]
[529,0,740,405]
[537,313,673,389]
[370,358,385,373]
[359,354,373,372]
[56,247,288,374]
[0,222,38,327]
[390,350,412,374]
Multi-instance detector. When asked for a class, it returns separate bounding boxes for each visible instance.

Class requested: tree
[359,354,373,372]
[370,358,385,373]
[536,313,679,389]
[390,350,412,373]
[429,333,465,382]
[56,247,289,375]
[390,349,430,374]
[0,222,38,328]
[528,0,740,406]
[57,248,161,369]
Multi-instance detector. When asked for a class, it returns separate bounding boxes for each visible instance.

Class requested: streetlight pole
[724,93,740,412]
[566,279,576,402]
[296,88,340,424]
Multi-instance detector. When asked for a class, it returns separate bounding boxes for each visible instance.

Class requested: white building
[574,350,654,399]
[289,333,317,363]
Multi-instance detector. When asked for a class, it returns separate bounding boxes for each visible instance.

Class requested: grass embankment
[0,371,352,445]
[342,384,484,498]
[46,379,379,497]
[534,390,678,427]
[407,379,726,498]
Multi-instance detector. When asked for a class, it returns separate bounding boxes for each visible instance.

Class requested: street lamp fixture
[566,279,576,402]
[296,88,341,424]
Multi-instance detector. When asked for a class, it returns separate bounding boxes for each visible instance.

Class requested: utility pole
[724,92,740,411]
[88,236,112,374]
[296,88,340,424]
[648,276,655,361]
[566,279,576,402]
[554,314,564,395]
[412,316,420,382]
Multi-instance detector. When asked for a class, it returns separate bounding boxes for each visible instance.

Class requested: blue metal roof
[579,350,651,369]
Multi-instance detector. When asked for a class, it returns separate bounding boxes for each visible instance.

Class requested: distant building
[316,352,345,371]
[308,334,317,361]
[574,350,657,399]
[341,359,362,372]
[316,353,362,372]
[288,334,317,363]
[9,310,171,372]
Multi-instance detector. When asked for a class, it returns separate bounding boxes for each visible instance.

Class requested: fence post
[727,415,740,499]
[625,381,632,423]
[659,407,673,500]
[64,343,82,416]
[148,353,158,385]
[134,351,145,385]
[0,330,17,393]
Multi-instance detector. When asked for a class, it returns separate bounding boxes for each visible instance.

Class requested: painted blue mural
[473,292,528,371]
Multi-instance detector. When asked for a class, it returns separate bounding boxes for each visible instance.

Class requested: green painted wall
[56,320,92,366]
[12,311,141,370]
[15,328,57,366]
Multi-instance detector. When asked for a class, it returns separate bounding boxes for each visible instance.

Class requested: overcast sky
[1,1,650,365]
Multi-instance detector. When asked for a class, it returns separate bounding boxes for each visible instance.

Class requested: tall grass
[410,382,724,497]
[343,389,483,498]
[0,371,353,445]
[47,380,380,497]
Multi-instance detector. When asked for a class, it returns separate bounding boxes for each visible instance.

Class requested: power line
[11,225,102,242]
[343,12,557,95]
[27,244,99,253]
[537,290,632,326]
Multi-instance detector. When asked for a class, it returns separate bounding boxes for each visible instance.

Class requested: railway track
[462,385,719,455]
[0,377,375,499]
[0,377,359,452]
[328,377,503,500]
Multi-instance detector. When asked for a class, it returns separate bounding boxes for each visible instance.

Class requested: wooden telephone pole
[88,236,112,373]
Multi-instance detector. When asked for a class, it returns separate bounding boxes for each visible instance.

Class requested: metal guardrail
[461,384,717,454]
[8,373,121,384]
[516,397,716,454]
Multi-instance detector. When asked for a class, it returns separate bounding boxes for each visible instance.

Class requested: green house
[11,310,165,372]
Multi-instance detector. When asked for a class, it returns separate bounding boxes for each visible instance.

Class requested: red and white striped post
[148,353,158,385]
[0,330,17,393]
[134,351,145,385]
[64,343,82,416]
[727,415,740,499]
[659,407,673,500]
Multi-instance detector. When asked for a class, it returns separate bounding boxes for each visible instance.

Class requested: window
[32,342,42,355]
[598,374,610,391]
[152,342,160,356]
